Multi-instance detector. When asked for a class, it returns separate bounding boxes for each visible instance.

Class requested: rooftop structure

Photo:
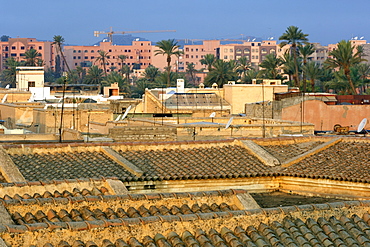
[0,137,368,245]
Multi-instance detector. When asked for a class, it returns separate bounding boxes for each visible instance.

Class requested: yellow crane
[93,27,176,42]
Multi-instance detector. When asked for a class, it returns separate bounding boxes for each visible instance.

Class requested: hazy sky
[1,0,369,46]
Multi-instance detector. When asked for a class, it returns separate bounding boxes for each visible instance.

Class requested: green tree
[303,62,321,92]
[204,59,237,88]
[298,43,315,91]
[281,51,296,83]
[85,65,104,85]
[356,63,370,93]
[324,40,366,94]
[95,50,110,77]
[0,57,21,87]
[154,39,183,87]
[200,54,216,72]
[259,53,283,79]
[143,65,160,84]
[53,35,71,74]
[242,68,259,83]
[156,71,178,87]
[121,65,132,85]
[0,35,10,42]
[279,26,309,86]
[117,55,127,76]
[186,63,198,86]
[24,48,41,66]
[236,56,251,80]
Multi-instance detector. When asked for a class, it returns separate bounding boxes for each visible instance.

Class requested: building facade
[0,38,54,71]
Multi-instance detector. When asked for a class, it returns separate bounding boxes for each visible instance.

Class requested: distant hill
[93,35,262,48]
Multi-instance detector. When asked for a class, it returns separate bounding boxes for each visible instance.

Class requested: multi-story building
[180,40,220,71]
[0,38,54,71]
[64,40,153,73]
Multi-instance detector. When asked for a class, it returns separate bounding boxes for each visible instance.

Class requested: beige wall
[224,84,288,114]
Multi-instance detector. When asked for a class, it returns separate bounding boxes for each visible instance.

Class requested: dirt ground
[250,191,348,208]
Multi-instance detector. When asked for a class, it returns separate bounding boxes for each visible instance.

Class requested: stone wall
[109,126,177,142]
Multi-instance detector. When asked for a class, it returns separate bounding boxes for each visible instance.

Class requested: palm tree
[0,57,21,87]
[281,51,296,83]
[324,40,366,94]
[204,59,237,88]
[121,65,132,85]
[186,63,198,86]
[303,62,321,92]
[279,26,309,86]
[259,53,283,79]
[24,48,41,66]
[53,35,71,74]
[117,55,127,76]
[200,54,216,72]
[242,68,259,83]
[105,71,130,96]
[356,63,370,93]
[95,50,110,77]
[143,65,160,84]
[85,65,104,85]
[154,39,183,87]
[236,56,251,80]
[299,43,315,92]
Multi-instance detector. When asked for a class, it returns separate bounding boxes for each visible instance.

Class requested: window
[91,50,94,53]
[38,46,42,50]
[230,49,233,53]
[21,46,25,50]
[11,46,16,50]
[244,48,250,54]
[256,56,258,59]
[11,53,16,56]
[78,50,81,53]
[73,56,76,59]
[73,50,76,53]
[77,56,81,59]
[196,48,198,52]
[236,49,242,53]
[185,48,189,52]
[261,48,267,54]
[252,56,255,59]
[109,49,112,52]
[91,56,94,59]
[224,55,228,59]
[85,50,88,52]
[224,48,227,53]
[191,55,193,58]
[185,55,189,58]
[270,49,275,54]
[191,49,193,52]
[84,56,88,59]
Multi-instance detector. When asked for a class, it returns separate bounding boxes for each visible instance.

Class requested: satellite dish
[225,117,234,129]
[5,84,10,89]
[114,115,122,121]
[357,118,367,132]
[121,105,132,120]
[43,105,48,110]
[209,112,216,118]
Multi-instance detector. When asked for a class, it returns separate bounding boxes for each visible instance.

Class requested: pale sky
[1,0,369,46]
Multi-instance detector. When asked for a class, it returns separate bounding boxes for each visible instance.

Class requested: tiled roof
[10,151,135,181]
[6,201,370,247]
[280,141,370,181]
[260,141,324,163]
[2,186,110,200]
[12,202,239,224]
[3,138,370,184]
[118,145,274,181]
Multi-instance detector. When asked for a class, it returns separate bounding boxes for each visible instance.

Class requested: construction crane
[93,27,176,42]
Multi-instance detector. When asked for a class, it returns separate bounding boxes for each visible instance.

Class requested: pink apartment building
[0,38,54,71]
[63,40,153,73]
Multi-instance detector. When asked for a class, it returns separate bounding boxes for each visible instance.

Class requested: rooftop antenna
[360,36,365,40]
[357,118,368,134]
